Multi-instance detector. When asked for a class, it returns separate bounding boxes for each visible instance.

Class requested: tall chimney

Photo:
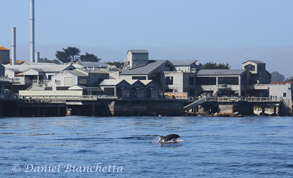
[30,0,35,63]
[11,27,16,65]
[35,52,40,63]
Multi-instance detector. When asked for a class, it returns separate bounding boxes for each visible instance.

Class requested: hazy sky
[1,0,293,77]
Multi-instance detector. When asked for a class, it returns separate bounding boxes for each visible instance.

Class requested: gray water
[1,116,293,178]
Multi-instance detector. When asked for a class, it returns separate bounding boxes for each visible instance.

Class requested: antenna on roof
[244,48,248,60]
[30,0,35,63]
[11,27,16,65]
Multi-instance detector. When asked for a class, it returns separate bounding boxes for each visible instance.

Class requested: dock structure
[0,94,186,117]
[184,96,291,116]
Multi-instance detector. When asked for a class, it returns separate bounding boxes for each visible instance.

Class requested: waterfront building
[269,81,293,114]
[124,50,149,69]
[0,46,10,65]
[120,60,176,91]
[170,60,202,73]
[99,79,162,100]
[49,69,108,91]
[100,79,131,98]
[5,63,75,90]
[242,60,271,84]
[196,69,250,96]
[140,80,162,99]
[164,71,196,96]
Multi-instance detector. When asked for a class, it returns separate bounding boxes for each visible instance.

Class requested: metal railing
[244,97,281,102]
[204,96,281,103]
[0,94,19,100]
[205,97,241,102]
[19,95,118,101]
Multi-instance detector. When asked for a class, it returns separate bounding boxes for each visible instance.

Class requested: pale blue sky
[1,0,293,77]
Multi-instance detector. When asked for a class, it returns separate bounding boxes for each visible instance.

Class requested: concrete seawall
[0,99,187,117]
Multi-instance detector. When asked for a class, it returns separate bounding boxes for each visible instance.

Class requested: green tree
[203,62,230,69]
[39,58,62,64]
[285,76,293,81]
[80,52,101,62]
[55,46,80,63]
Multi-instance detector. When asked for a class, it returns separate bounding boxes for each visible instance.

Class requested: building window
[189,77,195,85]
[137,89,144,98]
[104,88,115,96]
[55,80,61,86]
[218,77,239,85]
[166,77,173,85]
[197,77,216,85]
[244,64,255,72]
[56,87,69,90]
[132,76,146,80]
[122,89,130,98]
[283,93,287,97]
[79,78,87,85]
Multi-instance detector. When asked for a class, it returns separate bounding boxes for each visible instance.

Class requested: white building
[124,50,149,69]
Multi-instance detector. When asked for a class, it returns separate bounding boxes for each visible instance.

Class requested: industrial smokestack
[35,52,40,63]
[30,0,35,63]
[11,27,16,65]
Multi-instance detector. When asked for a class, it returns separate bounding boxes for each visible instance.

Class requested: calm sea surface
[0,116,293,178]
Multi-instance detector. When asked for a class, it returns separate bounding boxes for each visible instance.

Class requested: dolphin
[159,134,180,143]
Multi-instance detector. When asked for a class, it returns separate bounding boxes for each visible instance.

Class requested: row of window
[197,77,239,85]
[132,76,239,86]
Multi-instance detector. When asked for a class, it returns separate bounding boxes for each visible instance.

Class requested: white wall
[19,90,83,96]
[269,83,292,108]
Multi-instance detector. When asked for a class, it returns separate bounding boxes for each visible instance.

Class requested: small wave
[286,164,293,168]
[152,136,184,144]
[75,149,95,153]
[152,136,161,143]
[120,135,159,141]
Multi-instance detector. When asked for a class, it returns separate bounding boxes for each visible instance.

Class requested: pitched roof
[242,60,264,64]
[140,80,153,85]
[68,70,88,77]
[77,61,108,68]
[0,46,9,51]
[120,60,168,75]
[197,69,246,76]
[124,79,138,85]
[5,64,73,73]
[171,60,197,66]
[127,50,148,54]
[100,79,125,86]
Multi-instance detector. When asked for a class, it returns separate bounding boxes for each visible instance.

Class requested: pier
[0,93,291,117]
[184,96,291,116]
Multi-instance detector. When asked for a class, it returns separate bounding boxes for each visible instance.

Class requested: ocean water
[0,116,293,178]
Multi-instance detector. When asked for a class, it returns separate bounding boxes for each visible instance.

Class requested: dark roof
[197,69,246,76]
[120,60,168,75]
[127,50,148,54]
[171,60,196,66]
[242,60,264,64]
